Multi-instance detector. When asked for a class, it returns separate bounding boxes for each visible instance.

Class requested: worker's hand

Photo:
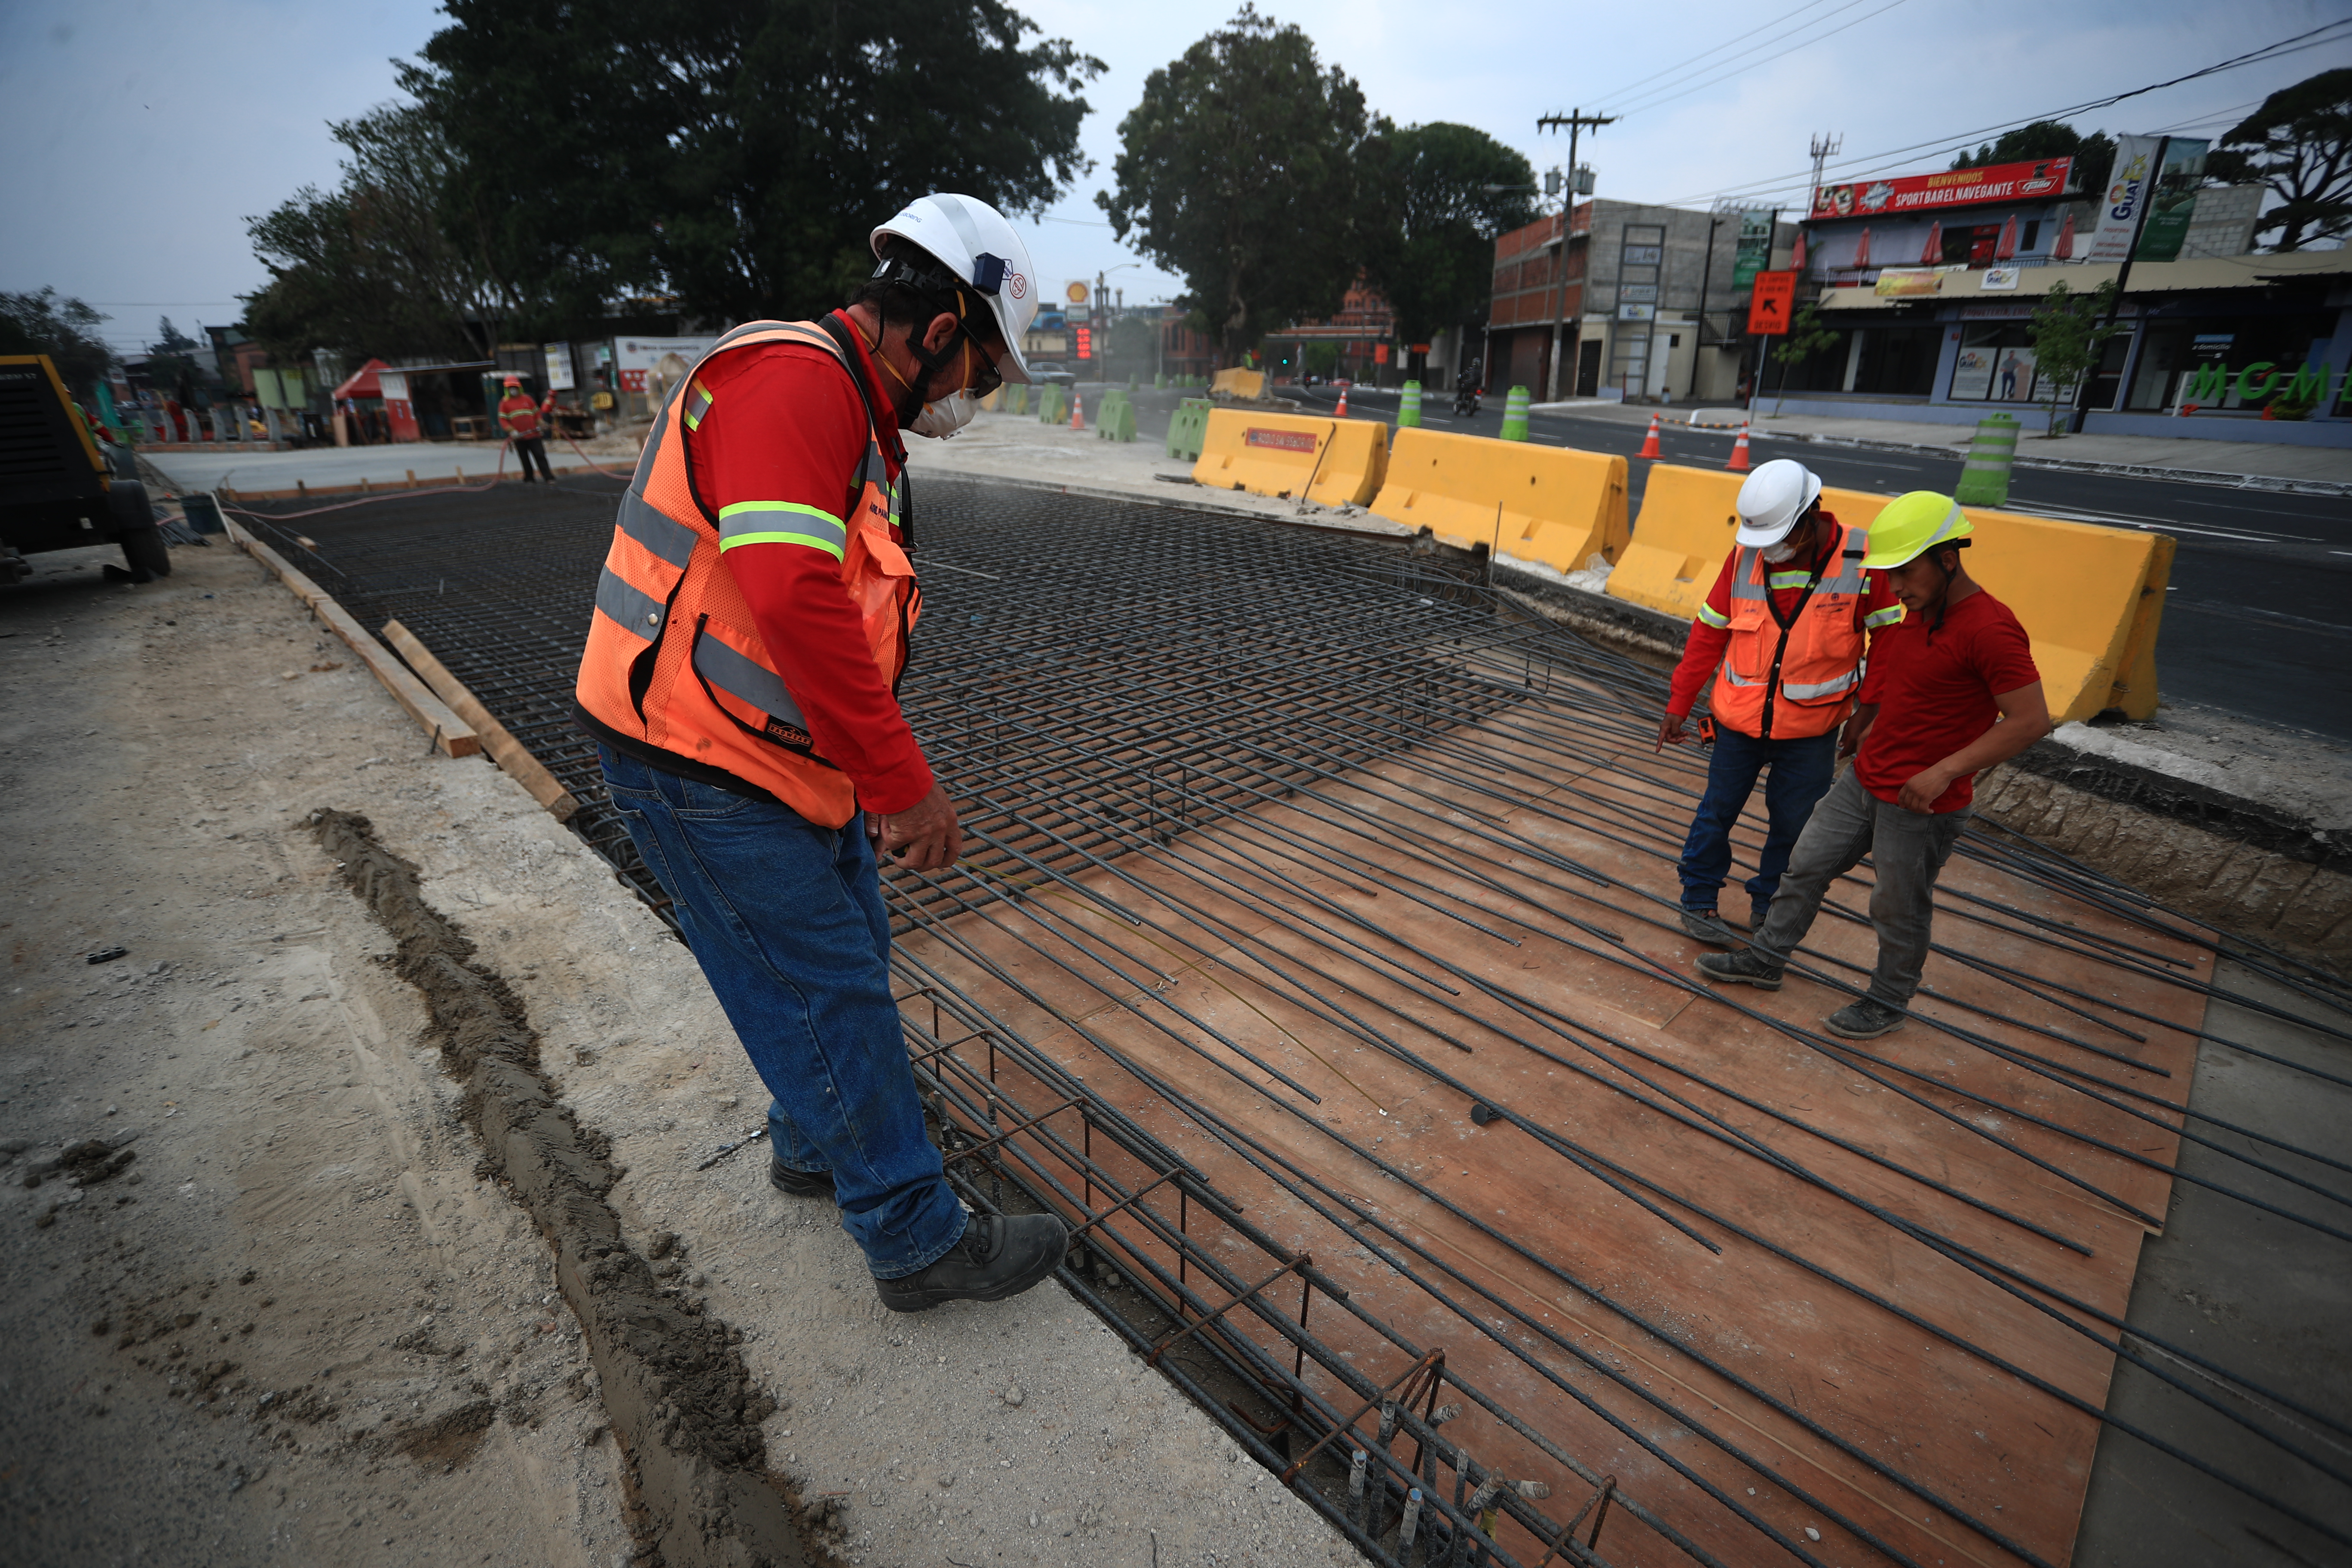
[1897,765,1956,816]
[1837,717,1865,759]
[1654,712,1688,751]
[877,782,963,871]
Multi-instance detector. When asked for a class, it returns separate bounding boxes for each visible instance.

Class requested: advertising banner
[1735,208,1777,288]
[2133,138,2209,262]
[614,335,718,395]
[1812,156,2071,219]
[543,341,576,391]
[1873,268,1942,298]
[2084,137,2208,263]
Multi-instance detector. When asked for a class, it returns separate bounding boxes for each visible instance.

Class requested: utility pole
[1537,110,1615,403]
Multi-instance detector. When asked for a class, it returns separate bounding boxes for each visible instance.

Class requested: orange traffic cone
[1726,423,1752,473]
[1636,413,1663,459]
[1334,384,1349,418]
[1070,391,1085,432]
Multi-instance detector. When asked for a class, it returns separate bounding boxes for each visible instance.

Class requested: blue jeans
[1676,726,1838,916]
[597,747,965,1279]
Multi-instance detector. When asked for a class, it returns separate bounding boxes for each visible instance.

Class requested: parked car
[0,355,166,585]
[1028,361,1078,387]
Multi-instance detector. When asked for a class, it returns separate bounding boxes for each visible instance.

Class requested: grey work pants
[1748,767,1970,1011]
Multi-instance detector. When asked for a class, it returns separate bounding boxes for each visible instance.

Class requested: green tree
[1954,120,2116,204]
[146,318,207,404]
[0,288,112,395]
[1355,122,1534,369]
[1768,303,1839,416]
[2206,69,2352,251]
[402,0,1099,328]
[1097,8,1370,365]
[2025,278,2122,437]
[242,104,518,361]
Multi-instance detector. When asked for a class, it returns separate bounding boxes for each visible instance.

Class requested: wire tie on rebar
[1066,1167,1184,1240]
[1145,1253,1311,1368]
[1533,1474,1617,1566]
[1278,1349,1443,1485]
[938,1094,1086,1168]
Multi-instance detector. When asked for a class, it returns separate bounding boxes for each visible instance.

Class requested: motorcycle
[1452,383,1482,417]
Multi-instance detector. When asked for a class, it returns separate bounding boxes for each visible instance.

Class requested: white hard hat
[1734,458,1824,548]
[869,193,1040,385]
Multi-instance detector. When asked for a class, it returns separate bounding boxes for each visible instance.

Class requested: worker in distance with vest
[574,194,1069,1312]
[1657,459,1902,944]
[1697,493,2051,1039]
[499,375,556,483]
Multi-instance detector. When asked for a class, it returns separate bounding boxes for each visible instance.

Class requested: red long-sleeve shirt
[1664,511,1902,721]
[681,315,934,815]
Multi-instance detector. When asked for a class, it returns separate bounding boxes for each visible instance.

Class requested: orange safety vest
[499,393,542,438]
[574,318,917,829]
[1708,519,1875,741]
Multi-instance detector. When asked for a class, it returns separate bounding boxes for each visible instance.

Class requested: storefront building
[1777,156,2347,444]
[1489,201,1795,404]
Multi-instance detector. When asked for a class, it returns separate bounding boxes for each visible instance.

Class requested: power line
[1609,0,1916,121]
[1586,0,1852,106]
[1657,19,2352,208]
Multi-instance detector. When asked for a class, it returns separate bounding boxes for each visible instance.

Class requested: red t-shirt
[1853,586,2040,813]
[1666,511,1901,719]
[682,315,933,815]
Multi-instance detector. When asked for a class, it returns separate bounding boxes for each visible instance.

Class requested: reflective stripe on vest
[717,500,848,559]
[1707,519,1871,740]
[692,620,812,731]
[574,317,914,827]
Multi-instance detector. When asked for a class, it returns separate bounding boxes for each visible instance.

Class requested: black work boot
[1696,948,1784,990]
[768,1156,836,1200]
[875,1211,1068,1314]
[1824,997,1906,1040]
[1678,907,1738,946]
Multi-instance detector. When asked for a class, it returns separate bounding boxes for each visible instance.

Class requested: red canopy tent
[1920,222,1943,266]
[1995,214,2020,261]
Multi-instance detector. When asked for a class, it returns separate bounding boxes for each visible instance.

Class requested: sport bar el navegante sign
[1812,157,2072,220]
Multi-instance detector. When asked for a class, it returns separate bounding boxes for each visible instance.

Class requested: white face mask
[1760,539,1798,564]
[910,390,978,440]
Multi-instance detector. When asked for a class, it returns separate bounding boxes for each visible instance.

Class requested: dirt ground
[0,532,1351,1567]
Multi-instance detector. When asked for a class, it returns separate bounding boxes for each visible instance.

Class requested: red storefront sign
[1812,157,2071,220]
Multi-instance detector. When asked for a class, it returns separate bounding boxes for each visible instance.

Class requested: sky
[3,0,2346,355]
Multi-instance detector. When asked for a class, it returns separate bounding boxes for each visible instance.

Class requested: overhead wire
[1656,18,2352,207]
[1605,0,1916,122]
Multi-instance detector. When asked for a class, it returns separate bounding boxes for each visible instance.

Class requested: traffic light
[1075,325,1092,359]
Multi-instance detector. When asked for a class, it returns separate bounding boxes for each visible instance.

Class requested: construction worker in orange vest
[498,375,554,482]
[1656,459,1902,943]
[574,194,1061,1313]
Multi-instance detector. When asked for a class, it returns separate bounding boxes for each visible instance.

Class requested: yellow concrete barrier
[1369,429,1629,574]
[1210,367,1267,401]
[1607,464,2173,721]
[1191,408,1388,506]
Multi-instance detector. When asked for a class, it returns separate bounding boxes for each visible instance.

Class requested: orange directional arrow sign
[1748,270,1797,336]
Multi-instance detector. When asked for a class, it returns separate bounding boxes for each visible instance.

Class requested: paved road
[1084,382,2351,743]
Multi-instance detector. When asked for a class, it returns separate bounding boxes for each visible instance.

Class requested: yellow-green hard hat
[1861,491,1973,569]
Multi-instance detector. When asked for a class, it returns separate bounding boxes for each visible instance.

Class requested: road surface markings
[2017,501,2315,546]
